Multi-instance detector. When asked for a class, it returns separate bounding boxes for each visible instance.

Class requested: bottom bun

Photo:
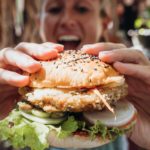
[48,131,110,149]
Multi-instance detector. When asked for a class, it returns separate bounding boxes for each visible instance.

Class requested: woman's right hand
[0,42,64,87]
[0,42,64,119]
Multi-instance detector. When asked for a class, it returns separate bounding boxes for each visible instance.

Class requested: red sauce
[73,131,89,137]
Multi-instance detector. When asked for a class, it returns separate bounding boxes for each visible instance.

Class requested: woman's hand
[0,42,64,119]
[82,43,150,150]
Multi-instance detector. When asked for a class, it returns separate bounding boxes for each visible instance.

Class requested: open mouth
[57,35,81,50]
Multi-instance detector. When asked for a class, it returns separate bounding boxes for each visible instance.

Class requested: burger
[0,50,137,150]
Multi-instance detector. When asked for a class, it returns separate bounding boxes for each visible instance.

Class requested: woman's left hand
[82,43,150,150]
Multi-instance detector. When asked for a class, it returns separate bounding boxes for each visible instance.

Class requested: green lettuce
[0,110,80,150]
[57,116,78,138]
[88,121,124,140]
[0,110,132,150]
[0,110,49,150]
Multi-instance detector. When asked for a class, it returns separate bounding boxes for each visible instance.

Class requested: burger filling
[0,99,136,150]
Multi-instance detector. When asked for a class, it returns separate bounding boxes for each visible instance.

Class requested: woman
[0,0,150,149]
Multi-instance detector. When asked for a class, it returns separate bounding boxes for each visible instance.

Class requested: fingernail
[99,51,110,58]
[27,60,41,66]
[25,61,41,73]
[82,44,93,49]
[17,76,29,87]
[44,43,64,50]
[56,45,64,52]
[56,43,64,47]
[81,44,93,52]
[42,48,57,54]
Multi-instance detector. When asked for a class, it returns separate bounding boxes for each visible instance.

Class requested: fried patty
[19,84,127,113]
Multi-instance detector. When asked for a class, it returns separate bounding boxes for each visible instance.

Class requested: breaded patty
[19,84,127,112]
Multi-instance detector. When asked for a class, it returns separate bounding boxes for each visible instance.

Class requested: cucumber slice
[20,111,66,125]
[31,109,51,118]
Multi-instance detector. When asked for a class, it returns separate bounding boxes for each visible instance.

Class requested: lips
[57,35,81,50]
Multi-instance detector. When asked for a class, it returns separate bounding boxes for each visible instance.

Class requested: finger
[15,42,64,60]
[0,68,29,87]
[81,42,126,55]
[113,62,150,84]
[0,64,22,73]
[99,49,150,65]
[0,48,41,73]
[42,42,64,52]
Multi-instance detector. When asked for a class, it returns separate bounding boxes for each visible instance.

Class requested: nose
[59,11,77,29]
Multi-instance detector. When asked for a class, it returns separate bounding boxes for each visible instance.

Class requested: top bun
[26,50,125,88]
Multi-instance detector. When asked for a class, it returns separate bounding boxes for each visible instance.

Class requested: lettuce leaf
[0,110,80,150]
[0,110,132,150]
[88,121,124,140]
[58,116,78,138]
[0,110,49,150]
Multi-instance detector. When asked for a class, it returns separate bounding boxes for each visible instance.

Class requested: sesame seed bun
[47,130,110,149]
[26,50,125,88]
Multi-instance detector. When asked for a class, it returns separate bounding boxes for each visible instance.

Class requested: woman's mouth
[57,35,81,50]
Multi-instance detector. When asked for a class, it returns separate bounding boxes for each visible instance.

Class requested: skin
[81,43,150,149]
[39,0,102,49]
[0,42,64,119]
[0,0,150,149]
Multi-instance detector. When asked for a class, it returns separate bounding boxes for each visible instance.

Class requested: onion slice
[20,111,66,125]
[31,109,51,118]
[83,100,137,127]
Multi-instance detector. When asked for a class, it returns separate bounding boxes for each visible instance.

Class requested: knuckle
[0,47,13,60]
[94,43,106,49]
[3,49,14,59]
[97,42,105,47]
[136,50,145,60]
[131,49,144,60]
[43,42,53,45]
[15,42,28,49]
[136,50,143,55]
[1,47,12,53]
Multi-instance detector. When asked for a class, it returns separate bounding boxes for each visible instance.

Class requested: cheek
[44,16,56,41]
[40,15,58,42]
[83,18,102,43]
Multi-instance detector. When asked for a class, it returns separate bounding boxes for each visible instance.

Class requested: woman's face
[40,0,102,50]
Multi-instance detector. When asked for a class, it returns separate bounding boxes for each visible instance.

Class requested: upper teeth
[58,35,80,41]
